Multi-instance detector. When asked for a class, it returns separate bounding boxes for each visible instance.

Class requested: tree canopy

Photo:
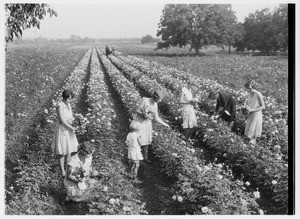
[156,4,242,55]
[242,5,288,53]
[5,4,57,43]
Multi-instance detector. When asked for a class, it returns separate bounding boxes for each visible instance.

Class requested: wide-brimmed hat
[78,141,95,155]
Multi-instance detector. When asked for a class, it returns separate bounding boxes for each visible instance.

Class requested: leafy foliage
[156,4,242,55]
[5,4,57,43]
[243,5,288,53]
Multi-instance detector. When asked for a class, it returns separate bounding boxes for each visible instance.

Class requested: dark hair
[152,90,163,102]
[208,90,218,100]
[78,141,95,155]
[245,80,256,89]
[62,89,73,100]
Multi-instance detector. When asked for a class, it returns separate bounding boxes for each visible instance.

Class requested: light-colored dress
[54,101,78,155]
[125,132,143,161]
[180,87,197,129]
[244,90,264,138]
[64,153,96,202]
[133,97,158,146]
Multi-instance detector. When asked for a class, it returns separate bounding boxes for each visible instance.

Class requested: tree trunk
[194,47,200,56]
[228,43,231,54]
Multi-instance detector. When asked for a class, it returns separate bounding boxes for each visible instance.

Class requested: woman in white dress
[133,91,170,163]
[244,80,265,145]
[179,84,198,142]
[54,89,79,177]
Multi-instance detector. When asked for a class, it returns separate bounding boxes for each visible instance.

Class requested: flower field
[5,44,89,162]
[106,52,288,214]
[5,44,289,215]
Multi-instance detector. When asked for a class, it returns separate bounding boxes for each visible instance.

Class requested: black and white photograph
[1,0,298,216]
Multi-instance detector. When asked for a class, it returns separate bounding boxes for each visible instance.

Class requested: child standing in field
[125,121,144,183]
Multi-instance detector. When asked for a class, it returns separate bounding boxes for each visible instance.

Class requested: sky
[14,1,284,40]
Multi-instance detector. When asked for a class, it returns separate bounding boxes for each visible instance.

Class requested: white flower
[196,165,202,172]
[274,145,281,150]
[123,206,131,212]
[172,153,178,157]
[109,198,116,205]
[217,174,223,179]
[90,139,95,143]
[272,180,277,185]
[47,119,53,123]
[172,195,177,200]
[245,181,250,186]
[201,206,209,213]
[44,109,48,114]
[253,191,260,199]
[177,196,183,202]
[217,163,223,168]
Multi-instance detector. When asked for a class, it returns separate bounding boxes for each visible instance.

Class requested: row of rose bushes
[5,45,88,162]
[6,48,93,215]
[83,48,147,215]
[97,47,262,215]
[115,52,287,119]
[107,53,288,214]
[114,53,288,159]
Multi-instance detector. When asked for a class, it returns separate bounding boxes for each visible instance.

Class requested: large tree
[5,4,57,44]
[156,4,241,55]
[243,5,288,53]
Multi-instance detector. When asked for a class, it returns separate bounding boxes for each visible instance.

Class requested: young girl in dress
[125,121,144,183]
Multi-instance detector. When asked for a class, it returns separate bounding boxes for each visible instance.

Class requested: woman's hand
[246,105,252,112]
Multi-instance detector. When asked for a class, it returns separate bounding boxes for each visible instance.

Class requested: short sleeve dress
[244,90,264,138]
[54,101,78,155]
[64,153,95,202]
[125,132,143,161]
[180,87,197,129]
[133,97,158,146]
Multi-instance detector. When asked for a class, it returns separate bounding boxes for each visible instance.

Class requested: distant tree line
[156,4,288,55]
[140,34,161,44]
[10,35,97,44]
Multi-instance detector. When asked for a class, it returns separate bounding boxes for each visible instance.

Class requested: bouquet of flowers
[137,105,155,120]
[73,166,86,180]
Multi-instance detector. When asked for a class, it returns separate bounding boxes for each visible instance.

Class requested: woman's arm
[154,104,170,128]
[56,105,74,131]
